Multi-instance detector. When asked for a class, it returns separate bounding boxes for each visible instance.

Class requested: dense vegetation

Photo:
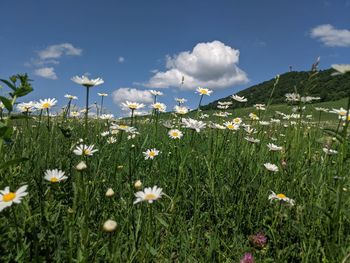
[202,68,350,110]
[0,74,350,262]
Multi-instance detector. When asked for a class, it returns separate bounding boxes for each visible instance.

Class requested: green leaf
[0,96,13,112]
[13,86,33,97]
[0,78,16,91]
[155,215,169,228]
[0,126,10,137]
[145,242,157,256]
[0,157,29,170]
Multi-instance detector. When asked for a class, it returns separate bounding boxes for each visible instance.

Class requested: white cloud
[310,24,350,47]
[34,67,57,80]
[118,56,125,63]
[145,40,248,90]
[112,88,153,110]
[38,43,82,60]
[29,43,82,79]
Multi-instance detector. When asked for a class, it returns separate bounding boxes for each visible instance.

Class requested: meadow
[0,72,350,262]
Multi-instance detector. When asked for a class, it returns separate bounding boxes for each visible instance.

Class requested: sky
[0,0,350,115]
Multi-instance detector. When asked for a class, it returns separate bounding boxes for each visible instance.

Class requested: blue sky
[1,0,349,115]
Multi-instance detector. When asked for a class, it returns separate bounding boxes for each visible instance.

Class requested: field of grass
[200,98,349,122]
[1,76,350,262]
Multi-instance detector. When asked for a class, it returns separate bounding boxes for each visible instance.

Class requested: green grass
[1,105,350,262]
[201,98,348,122]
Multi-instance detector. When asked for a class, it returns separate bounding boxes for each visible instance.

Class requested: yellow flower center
[2,192,16,202]
[119,125,128,129]
[227,124,234,129]
[83,149,91,155]
[276,193,286,199]
[50,177,59,183]
[42,102,50,108]
[144,193,156,201]
[200,90,208,95]
[171,132,179,137]
[149,151,156,157]
[129,104,137,109]
[339,111,347,116]
[233,118,240,123]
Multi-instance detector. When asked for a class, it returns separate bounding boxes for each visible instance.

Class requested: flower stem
[85,86,90,135]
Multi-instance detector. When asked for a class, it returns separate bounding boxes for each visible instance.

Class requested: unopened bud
[105,188,115,197]
[103,220,117,232]
[75,161,87,171]
[134,180,142,190]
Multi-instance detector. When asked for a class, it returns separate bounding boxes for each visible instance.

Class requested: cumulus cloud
[34,67,57,80]
[112,88,153,111]
[145,40,248,90]
[310,24,350,47]
[118,56,125,63]
[38,43,82,60]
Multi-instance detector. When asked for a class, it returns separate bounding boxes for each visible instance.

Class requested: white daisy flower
[232,117,242,125]
[182,118,206,133]
[175,98,187,104]
[101,131,110,137]
[70,111,81,117]
[149,90,163,96]
[17,101,36,113]
[143,148,160,160]
[330,108,348,117]
[168,129,183,139]
[245,137,260,143]
[71,75,104,87]
[254,104,266,110]
[232,94,247,102]
[151,102,167,112]
[213,111,232,117]
[35,98,57,110]
[174,106,189,115]
[73,144,98,156]
[264,163,279,172]
[196,87,213,96]
[100,114,114,120]
[0,185,28,212]
[199,113,209,119]
[259,121,270,126]
[322,148,338,155]
[44,169,68,183]
[285,93,300,102]
[121,101,145,110]
[133,186,163,204]
[331,64,350,75]
[224,121,239,130]
[107,137,117,144]
[64,94,78,100]
[267,143,283,151]
[249,113,259,120]
[268,191,295,206]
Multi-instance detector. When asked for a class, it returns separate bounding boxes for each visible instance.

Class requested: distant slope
[202,68,350,110]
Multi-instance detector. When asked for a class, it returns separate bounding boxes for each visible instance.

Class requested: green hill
[202,68,350,110]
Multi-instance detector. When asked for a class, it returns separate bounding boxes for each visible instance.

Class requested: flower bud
[75,161,87,171]
[105,188,115,197]
[134,180,142,190]
[103,219,117,232]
